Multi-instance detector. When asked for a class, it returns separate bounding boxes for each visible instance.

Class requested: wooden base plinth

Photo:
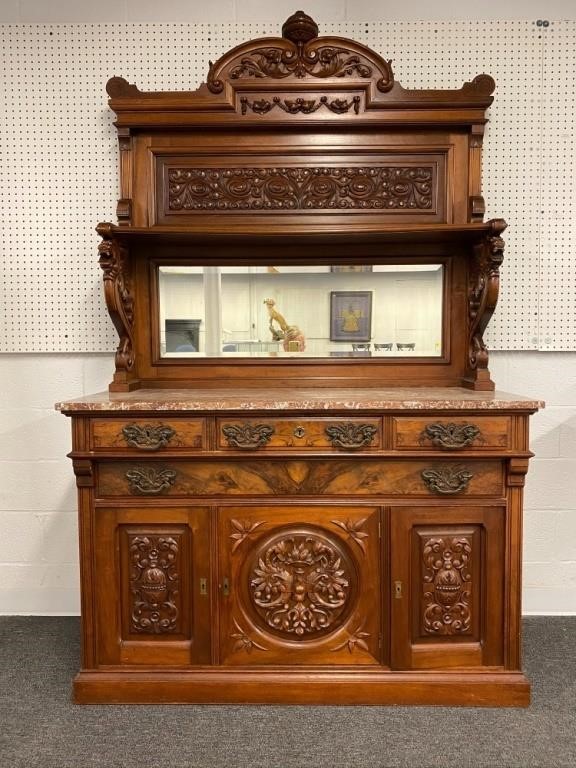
[74,670,530,707]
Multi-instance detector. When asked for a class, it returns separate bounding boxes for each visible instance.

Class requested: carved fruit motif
[129,535,179,634]
[422,536,472,635]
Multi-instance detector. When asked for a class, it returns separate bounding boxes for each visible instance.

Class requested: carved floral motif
[250,532,352,637]
[331,624,370,653]
[331,518,369,554]
[422,536,472,635]
[167,167,434,212]
[230,518,265,552]
[129,535,180,634]
[230,618,268,653]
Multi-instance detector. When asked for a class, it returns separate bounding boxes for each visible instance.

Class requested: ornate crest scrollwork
[249,531,353,637]
[129,535,180,634]
[222,423,274,449]
[325,422,378,449]
[97,223,135,374]
[121,423,176,451]
[207,10,394,95]
[468,218,507,375]
[421,422,481,450]
[421,465,474,495]
[422,536,472,635]
[125,467,177,495]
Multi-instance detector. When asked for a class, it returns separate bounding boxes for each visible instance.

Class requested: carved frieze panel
[165,166,435,213]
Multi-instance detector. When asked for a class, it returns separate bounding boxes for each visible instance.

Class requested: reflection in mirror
[158,265,443,358]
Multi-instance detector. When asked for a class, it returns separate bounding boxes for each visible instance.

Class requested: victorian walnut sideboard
[57,12,542,705]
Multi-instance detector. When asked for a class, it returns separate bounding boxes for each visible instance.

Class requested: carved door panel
[218,505,381,665]
[390,505,505,670]
[94,506,211,666]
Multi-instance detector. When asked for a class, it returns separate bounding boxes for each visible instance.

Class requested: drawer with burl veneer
[96,459,503,499]
[217,417,382,452]
[90,418,207,453]
[390,416,512,452]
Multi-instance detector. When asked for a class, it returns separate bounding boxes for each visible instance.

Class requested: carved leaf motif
[421,423,481,450]
[421,536,472,635]
[325,423,378,449]
[125,467,177,495]
[121,423,176,451]
[129,535,180,634]
[331,518,369,554]
[231,618,268,653]
[421,465,474,495]
[230,518,265,552]
[222,423,274,449]
[167,167,434,213]
[331,625,371,653]
[249,533,352,637]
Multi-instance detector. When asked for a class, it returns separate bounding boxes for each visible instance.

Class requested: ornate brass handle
[325,423,378,449]
[125,467,177,495]
[421,422,481,450]
[222,423,274,449]
[121,423,176,451]
[421,465,474,495]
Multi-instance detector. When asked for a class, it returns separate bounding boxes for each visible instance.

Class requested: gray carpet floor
[0,617,574,768]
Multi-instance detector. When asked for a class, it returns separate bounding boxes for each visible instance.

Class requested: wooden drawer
[97,459,503,498]
[91,417,206,452]
[391,416,512,452]
[217,417,382,451]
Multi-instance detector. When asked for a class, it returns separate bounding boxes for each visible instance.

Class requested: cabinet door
[218,505,381,666]
[390,505,504,670]
[94,506,211,666]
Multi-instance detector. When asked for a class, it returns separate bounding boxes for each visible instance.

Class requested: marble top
[56,388,544,413]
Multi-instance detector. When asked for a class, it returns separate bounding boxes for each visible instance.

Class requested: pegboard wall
[0,20,573,352]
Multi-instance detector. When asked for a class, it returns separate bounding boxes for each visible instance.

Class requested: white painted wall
[0,0,575,615]
[2,0,576,23]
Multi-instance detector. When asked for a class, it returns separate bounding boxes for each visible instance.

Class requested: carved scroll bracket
[97,223,135,376]
[72,459,94,488]
[467,218,507,387]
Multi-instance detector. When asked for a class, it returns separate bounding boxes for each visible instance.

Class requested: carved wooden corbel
[465,218,507,389]
[507,458,530,487]
[72,459,94,488]
[97,223,135,378]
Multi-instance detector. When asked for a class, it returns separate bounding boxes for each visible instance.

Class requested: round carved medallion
[248,528,355,639]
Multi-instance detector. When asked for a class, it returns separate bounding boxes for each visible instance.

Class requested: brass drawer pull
[325,423,378,449]
[421,465,474,495]
[125,467,177,495]
[121,423,176,451]
[222,423,274,449]
[422,423,481,450]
